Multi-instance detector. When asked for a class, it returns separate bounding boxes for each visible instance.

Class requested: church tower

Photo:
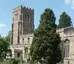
[12,5,34,45]
[11,5,34,60]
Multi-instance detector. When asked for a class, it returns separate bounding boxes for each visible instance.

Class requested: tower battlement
[13,5,34,13]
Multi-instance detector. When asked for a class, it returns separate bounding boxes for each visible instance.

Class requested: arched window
[25,47,28,58]
[25,14,26,21]
[28,14,29,22]
[64,39,70,58]
[22,38,24,43]
[28,37,30,43]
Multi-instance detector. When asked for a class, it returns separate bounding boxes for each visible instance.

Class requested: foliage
[30,8,62,64]
[13,59,19,64]
[57,62,63,64]
[5,31,12,44]
[0,36,10,60]
[58,12,72,28]
[0,31,12,61]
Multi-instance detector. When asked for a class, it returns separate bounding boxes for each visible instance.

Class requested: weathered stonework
[57,27,74,64]
[11,5,34,61]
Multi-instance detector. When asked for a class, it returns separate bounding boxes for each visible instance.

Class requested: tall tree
[30,8,62,64]
[58,12,72,28]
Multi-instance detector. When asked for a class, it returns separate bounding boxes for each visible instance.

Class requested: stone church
[10,5,74,64]
[10,5,34,61]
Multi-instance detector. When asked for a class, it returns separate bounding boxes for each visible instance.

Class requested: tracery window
[64,39,70,58]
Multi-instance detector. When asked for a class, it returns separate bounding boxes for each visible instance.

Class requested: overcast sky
[0,0,74,36]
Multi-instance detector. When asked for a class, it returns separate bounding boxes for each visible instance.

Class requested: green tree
[6,31,12,44]
[58,12,72,28]
[0,31,12,61]
[30,8,62,64]
[0,36,10,60]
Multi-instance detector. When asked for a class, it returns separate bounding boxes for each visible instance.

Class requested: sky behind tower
[0,0,74,36]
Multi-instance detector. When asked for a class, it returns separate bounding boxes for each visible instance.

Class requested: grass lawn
[22,62,29,64]
[0,61,29,64]
[0,61,6,64]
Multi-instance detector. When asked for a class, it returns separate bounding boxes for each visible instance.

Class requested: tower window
[28,38,30,43]
[22,38,24,43]
[15,13,18,21]
[28,14,29,22]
